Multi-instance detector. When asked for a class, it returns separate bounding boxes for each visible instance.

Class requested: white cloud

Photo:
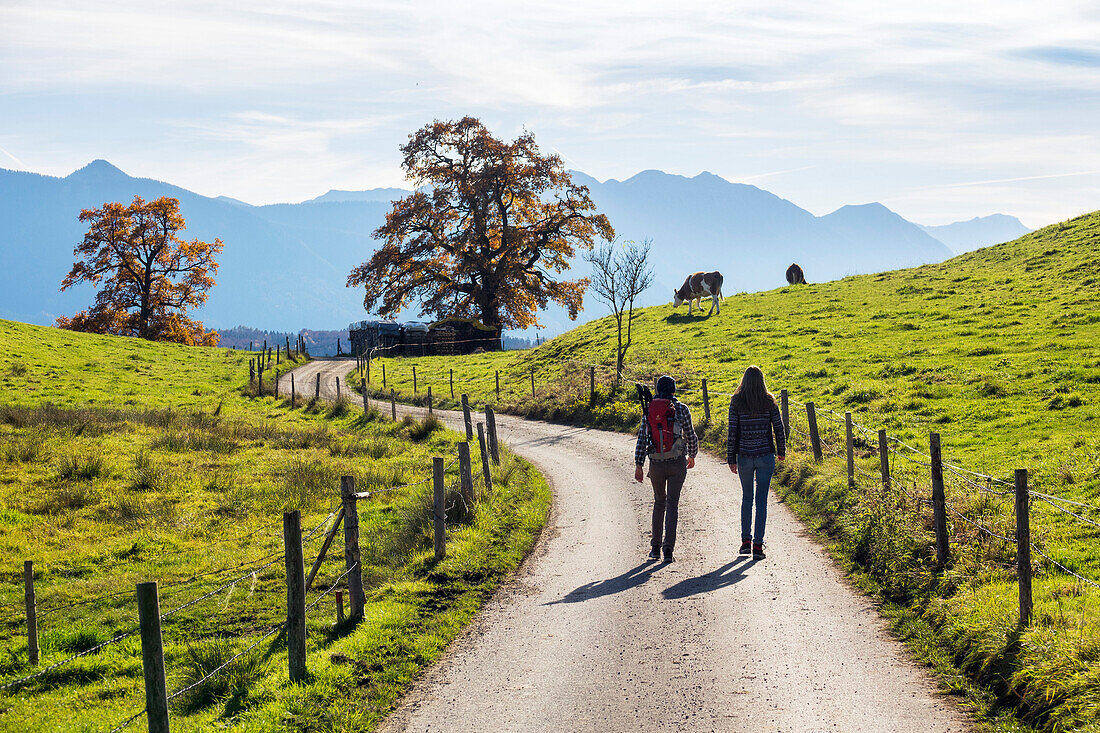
[2,0,1099,223]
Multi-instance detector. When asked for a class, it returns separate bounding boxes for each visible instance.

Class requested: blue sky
[2,0,1099,227]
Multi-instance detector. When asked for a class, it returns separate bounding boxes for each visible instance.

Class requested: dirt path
[290,359,970,733]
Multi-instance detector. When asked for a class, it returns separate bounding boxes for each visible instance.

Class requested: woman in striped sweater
[727,366,786,559]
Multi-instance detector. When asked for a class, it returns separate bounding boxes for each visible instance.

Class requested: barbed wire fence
[356,350,1098,616]
[3,413,498,732]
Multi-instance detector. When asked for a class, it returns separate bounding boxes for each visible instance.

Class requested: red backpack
[646,397,684,459]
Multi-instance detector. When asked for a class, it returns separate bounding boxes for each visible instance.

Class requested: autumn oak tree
[58,196,222,346]
[347,117,614,329]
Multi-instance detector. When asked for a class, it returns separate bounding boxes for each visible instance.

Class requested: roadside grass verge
[0,321,549,732]
[353,212,1100,732]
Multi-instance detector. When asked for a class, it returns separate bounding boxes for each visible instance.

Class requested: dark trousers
[649,456,687,553]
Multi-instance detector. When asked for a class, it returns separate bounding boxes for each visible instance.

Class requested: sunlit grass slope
[0,322,548,731]
[373,211,1100,732]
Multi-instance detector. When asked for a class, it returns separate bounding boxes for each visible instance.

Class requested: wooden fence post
[930,432,949,568]
[486,406,500,464]
[780,389,789,438]
[845,412,855,488]
[382,361,387,389]
[335,376,341,400]
[477,423,493,492]
[450,368,454,399]
[433,457,446,560]
[274,370,279,398]
[291,373,296,407]
[340,476,365,620]
[390,389,397,420]
[305,506,346,593]
[701,378,711,423]
[427,386,433,415]
[1015,468,1032,626]
[335,590,344,625]
[806,402,823,462]
[136,581,170,733]
[361,378,369,415]
[283,510,306,682]
[461,394,473,441]
[589,366,596,404]
[458,442,474,507]
[276,346,280,365]
[413,366,417,394]
[878,429,890,488]
[530,371,535,399]
[23,561,38,666]
[495,370,500,402]
[315,373,320,401]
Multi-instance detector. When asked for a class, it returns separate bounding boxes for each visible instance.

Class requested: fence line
[2,404,501,731]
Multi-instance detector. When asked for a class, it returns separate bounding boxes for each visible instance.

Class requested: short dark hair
[655,375,676,396]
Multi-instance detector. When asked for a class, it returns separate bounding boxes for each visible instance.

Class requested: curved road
[291,359,970,733]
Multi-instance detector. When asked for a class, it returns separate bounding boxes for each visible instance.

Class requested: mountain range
[0,160,1030,334]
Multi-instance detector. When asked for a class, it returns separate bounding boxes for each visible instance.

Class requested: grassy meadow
[0,320,549,731]
[364,212,1100,731]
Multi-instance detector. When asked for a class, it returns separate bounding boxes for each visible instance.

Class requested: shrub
[405,415,444,442]
[129,450,164,492]
[57,453,107,481]
[2,431,45,463]
[172,636,271,713]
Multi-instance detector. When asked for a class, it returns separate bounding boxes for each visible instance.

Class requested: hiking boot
[648,548,661,560]
[662,551,674,563]
[739,538,752,555]
[752,542,766,559]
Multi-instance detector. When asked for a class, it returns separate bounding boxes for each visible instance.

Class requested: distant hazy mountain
[1,160,975,333]
[919,214,1031,254]
[569,170,951,305]
[309,187,410,204]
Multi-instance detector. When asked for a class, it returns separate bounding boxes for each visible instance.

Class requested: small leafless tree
[585,238,654,384]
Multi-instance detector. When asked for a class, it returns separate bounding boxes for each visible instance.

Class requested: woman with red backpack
[726,366,786,559]
[633,375,698,563]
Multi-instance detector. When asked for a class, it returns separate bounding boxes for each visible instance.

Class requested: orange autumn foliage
[347,117,614,329]
[57,196,222,346]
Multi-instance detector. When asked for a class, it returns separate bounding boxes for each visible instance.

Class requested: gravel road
[291,359,970,733]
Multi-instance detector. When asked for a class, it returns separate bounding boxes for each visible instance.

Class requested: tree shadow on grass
[544,560,667,605]
[661,556,758,599]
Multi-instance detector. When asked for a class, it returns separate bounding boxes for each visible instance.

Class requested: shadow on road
[510,426,593,449]
[544,561,667,605]
[661,557,757,599]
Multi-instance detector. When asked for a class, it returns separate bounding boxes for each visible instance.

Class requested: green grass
[0,321,549,731]
[363,211,1100,732]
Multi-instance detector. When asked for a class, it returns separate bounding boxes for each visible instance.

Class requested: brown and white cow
[785,263,807,285]
[673,271,724,315]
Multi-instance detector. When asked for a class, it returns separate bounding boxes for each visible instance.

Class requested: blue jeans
[737,453,775,543]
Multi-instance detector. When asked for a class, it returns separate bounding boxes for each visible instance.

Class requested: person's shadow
[661,557,758,599]
[545,560,666,605]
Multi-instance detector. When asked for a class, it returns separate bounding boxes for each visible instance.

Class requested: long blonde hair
[731,365,777,414]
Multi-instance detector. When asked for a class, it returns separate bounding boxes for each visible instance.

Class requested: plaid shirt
[634,399,699,465]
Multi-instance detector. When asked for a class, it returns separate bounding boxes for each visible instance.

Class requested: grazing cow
[785,263,807,285]
[673,271,724,315]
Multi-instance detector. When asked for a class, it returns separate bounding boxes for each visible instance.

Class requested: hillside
[368,212,1100,730]
[0,322,548,731]
[1,160,1017,334]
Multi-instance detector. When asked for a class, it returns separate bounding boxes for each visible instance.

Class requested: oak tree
[347,117,614,329]
[58,196,222,346]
